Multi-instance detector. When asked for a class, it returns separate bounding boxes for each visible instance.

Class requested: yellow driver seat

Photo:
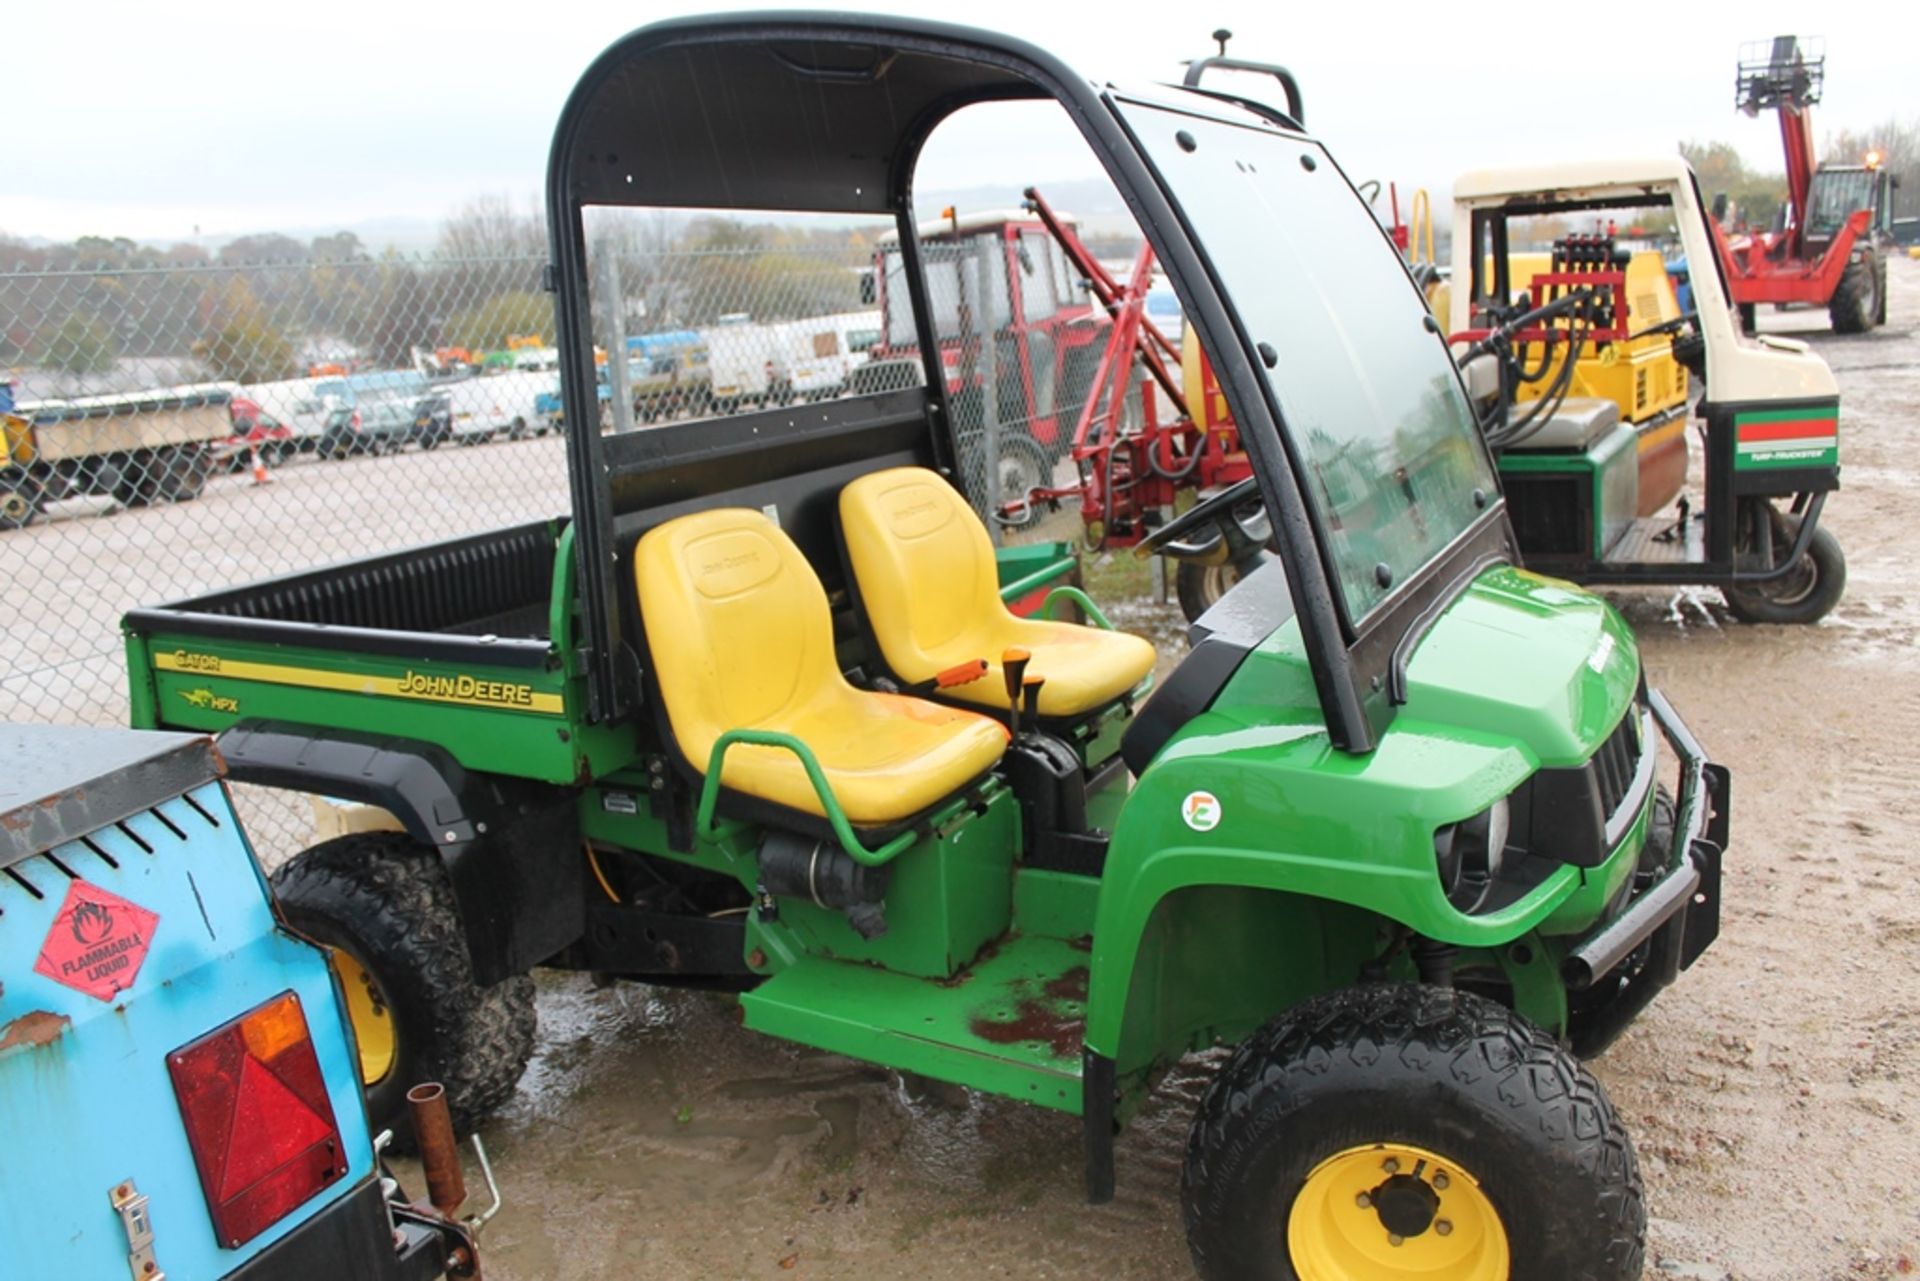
[839,467,1156,720]
[635,508,1009,826]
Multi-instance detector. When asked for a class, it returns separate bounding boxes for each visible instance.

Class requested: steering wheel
[1626,310,1699,342]
[1134,476,1269,566]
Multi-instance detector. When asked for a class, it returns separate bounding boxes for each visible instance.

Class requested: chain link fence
[2,219,1140,858]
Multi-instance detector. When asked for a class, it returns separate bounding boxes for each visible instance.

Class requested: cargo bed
[120,519,636,784]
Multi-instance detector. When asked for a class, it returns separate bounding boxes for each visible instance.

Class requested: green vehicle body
[122,14,1724,1233]
[121,523,1684,1131]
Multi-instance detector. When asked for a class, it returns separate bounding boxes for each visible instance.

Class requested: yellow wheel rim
[1287,1142,1509,1281]
[327,947,398,1086]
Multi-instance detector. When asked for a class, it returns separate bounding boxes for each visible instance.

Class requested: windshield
[1807,169,1875,238]
[1118,98,1498,622]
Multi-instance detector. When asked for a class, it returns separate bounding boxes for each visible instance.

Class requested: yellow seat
[635,508,1008,827]
[839,468,1156,720]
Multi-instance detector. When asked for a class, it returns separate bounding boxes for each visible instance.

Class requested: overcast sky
[7,2,1914,245]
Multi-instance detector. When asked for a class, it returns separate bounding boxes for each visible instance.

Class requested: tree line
[1683,116,1920,231]
[0,195,884,395]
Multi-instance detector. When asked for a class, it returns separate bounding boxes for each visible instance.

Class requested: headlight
[1435,797,1509,913]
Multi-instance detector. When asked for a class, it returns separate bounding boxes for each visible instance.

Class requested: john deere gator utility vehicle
[124,15,1728,1279]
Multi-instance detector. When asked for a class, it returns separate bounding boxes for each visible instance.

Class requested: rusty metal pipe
[407,1082,467,1217]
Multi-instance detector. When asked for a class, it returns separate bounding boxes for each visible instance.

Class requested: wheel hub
[327,945,398,1086]
[1288,1142,1509,1280]
[1368,1171,1441,1239]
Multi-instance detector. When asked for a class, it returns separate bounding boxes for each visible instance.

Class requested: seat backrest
[839,466,1004,667]
[635,508,840,756]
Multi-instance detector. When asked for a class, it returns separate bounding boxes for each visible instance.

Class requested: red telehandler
[1715,35,1898,333]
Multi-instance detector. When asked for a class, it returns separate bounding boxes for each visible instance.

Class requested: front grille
[1513,707,1646,869]
[1590,712,1641,821]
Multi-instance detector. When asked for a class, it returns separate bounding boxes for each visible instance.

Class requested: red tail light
[168,991,347,1248]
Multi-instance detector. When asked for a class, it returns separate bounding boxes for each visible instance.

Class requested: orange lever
[934,659,990,689]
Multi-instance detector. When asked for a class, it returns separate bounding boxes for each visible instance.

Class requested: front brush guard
[1561,688,1729,1056]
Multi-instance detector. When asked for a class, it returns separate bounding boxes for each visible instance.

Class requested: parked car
[282,392,342,451]
[770,310,882,401]
[319,398,416,458]
[441,372,546,444]
[534,374,565,430]
[701,317,781,411]
[411,392,453,450]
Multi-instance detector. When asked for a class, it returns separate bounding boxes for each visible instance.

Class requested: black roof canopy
[552,14,1074,215]
[544,12,1449,755]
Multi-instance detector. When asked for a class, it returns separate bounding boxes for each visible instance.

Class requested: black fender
[219,720,582,987]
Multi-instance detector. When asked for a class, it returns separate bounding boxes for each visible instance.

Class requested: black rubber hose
[1478,289,1602,452]
[1490,303,1591,452]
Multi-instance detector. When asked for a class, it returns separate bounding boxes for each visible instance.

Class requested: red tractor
[1715,35,1898,333]
[862,190,1258,610]
[865,204,1114,507]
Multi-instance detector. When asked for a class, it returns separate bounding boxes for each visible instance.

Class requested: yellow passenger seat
[635,508,1009,826]
[839,468,1156,720]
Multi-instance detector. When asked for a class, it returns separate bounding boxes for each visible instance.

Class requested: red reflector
[168,991,347,1248]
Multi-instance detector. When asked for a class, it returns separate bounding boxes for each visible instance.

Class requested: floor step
[741,933,1089,1113]
[1606,513,1705,565]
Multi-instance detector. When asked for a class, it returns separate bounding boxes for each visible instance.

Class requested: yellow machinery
[1504,248,1691,515]
[1508,249,1689,420]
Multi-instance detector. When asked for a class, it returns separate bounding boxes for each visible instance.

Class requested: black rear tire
[1184,984,1644,1281]
[156,444,211,502]
[1829,250,1882,334]
[271,833,536,1149]
[113,449,163,507]
[1723,516,1846,625]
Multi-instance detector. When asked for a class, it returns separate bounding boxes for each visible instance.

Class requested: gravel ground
[11,261,1918,1279]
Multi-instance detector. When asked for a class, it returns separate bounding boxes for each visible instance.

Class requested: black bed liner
[122,519,565,671]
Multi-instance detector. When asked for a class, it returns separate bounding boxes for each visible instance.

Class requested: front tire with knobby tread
[1829,250,1882,334]
[1184,984,1644,1281]
[271,832,535,1148]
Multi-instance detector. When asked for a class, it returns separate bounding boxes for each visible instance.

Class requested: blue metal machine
[0,724,490,1279]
